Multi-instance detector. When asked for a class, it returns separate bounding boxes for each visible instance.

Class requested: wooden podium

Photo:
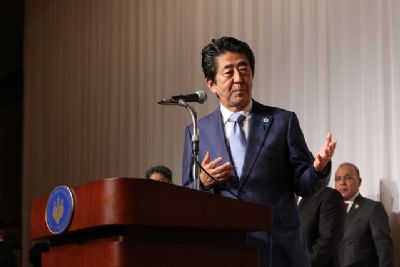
[30,178,271,267]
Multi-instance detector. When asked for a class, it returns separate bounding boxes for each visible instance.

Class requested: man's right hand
[200,151,233,190]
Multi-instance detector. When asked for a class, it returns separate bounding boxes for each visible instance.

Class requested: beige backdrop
[23,0,400,266]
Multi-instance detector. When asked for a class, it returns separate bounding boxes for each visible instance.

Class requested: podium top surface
[30,178,271,239]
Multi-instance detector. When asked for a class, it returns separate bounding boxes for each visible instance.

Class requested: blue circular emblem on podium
[45,185,74,234]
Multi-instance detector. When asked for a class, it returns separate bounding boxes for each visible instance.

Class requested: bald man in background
[335,162,394,267]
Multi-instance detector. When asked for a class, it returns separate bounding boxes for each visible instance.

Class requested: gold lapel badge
[354,203,360,209]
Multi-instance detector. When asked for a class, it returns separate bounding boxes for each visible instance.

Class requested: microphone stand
[158,99,200,190]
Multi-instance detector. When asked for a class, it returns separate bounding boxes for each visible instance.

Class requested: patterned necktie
[228,113,247,178]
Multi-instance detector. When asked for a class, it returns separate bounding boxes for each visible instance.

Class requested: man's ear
[206,78,216,94]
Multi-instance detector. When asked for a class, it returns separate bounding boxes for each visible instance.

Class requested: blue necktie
[228,113,247,178]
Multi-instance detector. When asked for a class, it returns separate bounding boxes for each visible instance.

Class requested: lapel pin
[355,203,360,209]
[262,117,270,130]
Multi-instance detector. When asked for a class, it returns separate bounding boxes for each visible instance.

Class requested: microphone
[171,90,207,103]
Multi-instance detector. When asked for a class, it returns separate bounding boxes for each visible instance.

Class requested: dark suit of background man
[334,162,394,267]
[299,186,346,267]
[182,36,337,267]
[0,219,17,267]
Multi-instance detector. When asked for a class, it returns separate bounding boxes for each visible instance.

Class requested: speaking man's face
[207,52,253,112]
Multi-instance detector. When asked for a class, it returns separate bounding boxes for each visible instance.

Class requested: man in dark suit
[182,36,337,267]
[334,162,394,267]
[299,186,346,267]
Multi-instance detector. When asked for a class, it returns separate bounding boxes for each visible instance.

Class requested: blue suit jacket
[182,101,331,267]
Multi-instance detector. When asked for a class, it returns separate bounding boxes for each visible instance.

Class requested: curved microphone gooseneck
[158,90,207,190]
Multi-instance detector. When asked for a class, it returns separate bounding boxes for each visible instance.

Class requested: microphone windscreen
[196,90,207,103]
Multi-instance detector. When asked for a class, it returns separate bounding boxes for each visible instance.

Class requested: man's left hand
[313,132,337,173]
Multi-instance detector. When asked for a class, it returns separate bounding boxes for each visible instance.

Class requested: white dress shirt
[345,191,360,212]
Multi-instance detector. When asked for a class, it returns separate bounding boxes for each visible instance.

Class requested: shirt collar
[220,100,253,124]
[346,191,360,204]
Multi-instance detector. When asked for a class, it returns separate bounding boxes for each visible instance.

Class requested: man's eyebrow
[222,61,249,69]
[223,64,234,70]
[238,61,249,67]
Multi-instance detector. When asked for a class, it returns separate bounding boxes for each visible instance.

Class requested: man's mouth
[337,188,347,193]
[232,88,246,93]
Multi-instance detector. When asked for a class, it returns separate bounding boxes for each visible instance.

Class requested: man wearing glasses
[334,162,394,267]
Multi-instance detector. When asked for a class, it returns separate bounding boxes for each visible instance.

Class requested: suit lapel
[204,109,242,189]
[205,110,232,168]
[298,197,308,208]
[240,102,272,186]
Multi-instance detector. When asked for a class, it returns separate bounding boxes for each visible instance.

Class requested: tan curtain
[23,0,400,266]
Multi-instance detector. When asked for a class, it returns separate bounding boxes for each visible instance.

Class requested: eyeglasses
[334,175,358,182]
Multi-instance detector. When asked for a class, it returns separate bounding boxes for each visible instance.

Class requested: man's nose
[233,69,243,83]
